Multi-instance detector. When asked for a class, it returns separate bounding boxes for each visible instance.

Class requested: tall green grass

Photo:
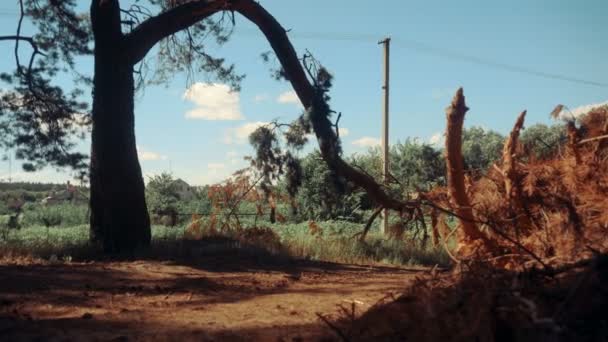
[0,220,449,267]
[267,220,449,267]
[20,203,89,227]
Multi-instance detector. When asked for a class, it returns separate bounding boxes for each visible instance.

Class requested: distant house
[173,179,196,201]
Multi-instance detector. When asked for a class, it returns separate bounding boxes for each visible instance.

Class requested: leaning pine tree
[2,0,426,253]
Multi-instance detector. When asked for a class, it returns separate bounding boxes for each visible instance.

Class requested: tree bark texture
[90,0,150,252]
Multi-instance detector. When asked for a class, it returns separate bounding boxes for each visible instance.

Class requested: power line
[388,38,608,88]
[0,11,604,88]
[255,30,608,89]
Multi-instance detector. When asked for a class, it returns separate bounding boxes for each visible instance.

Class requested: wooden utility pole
[379,37,390,235]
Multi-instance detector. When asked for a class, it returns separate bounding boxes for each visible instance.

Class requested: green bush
[295,151,366,222]
[520,123,567,160]
[462,126,505,174]
[21,204,88,228]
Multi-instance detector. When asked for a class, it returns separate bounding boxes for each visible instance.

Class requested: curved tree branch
[231,0,418,214]
[0,0,47,78]
[121,0,419,214]
[125,0,228,65]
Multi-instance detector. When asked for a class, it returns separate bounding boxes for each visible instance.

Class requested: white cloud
[558,101,608,120]
[277,90,300,105]
[352,137,381,148]
[137,146,168,161]
[224,121,270,145]
[182,83,244,120]
[337,127,349,137]
[254,94,268,103]
[177,164,229,186]
[429,132,445,146]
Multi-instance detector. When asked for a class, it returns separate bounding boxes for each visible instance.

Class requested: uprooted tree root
[476,107,606,265]
[319,102,608,341]
[423,94,608,267]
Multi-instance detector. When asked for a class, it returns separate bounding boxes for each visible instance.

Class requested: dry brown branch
[578,133,608,145]
[430,208,440,247]
[419,198,551,268]
[316,313,350,342]
[590,115,608,162]
[535,255,596,277]
[492,163,506,177]
[566,121,581,164]
[444,88,489,245]
[435,214,461,264]
[502,110,526,205]
[222,174,264,227]
[354,207,383,242]
[501,111,535,235]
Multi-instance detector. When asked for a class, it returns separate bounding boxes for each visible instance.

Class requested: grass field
[0,219,449,267]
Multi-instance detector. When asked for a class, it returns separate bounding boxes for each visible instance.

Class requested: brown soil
[0,255,425,341]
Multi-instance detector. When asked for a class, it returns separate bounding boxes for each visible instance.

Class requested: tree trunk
[89,0,150,253]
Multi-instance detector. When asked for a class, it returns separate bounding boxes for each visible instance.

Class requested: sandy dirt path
[0,255,425,341]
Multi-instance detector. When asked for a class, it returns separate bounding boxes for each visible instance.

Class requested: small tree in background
[462,127,505,175]
[520,123,567,160]
[145,173,180,226]
[296,151,364,222]
[390,139,446,192]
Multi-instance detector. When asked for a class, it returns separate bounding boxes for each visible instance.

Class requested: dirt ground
[0,253,425,341]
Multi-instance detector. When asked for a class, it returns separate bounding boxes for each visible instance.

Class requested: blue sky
[1,0,607,185]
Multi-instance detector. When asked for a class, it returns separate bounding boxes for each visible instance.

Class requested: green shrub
[21,204,88,228]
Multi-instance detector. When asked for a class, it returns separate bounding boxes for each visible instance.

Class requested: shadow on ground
[0,240,427,341]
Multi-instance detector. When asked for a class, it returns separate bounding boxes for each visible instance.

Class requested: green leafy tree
[0,0,90,173]
[177,185,212,217]
[390,139,445,192]
[462,126,505,174]
[289,140,444,222]
[350,140,444,195]
[349,146,382,180]
[296,151,364,221]
[145,173,180,223]
[520,123,566,160]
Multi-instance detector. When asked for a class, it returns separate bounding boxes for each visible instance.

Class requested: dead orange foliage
[434,105,608,268]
